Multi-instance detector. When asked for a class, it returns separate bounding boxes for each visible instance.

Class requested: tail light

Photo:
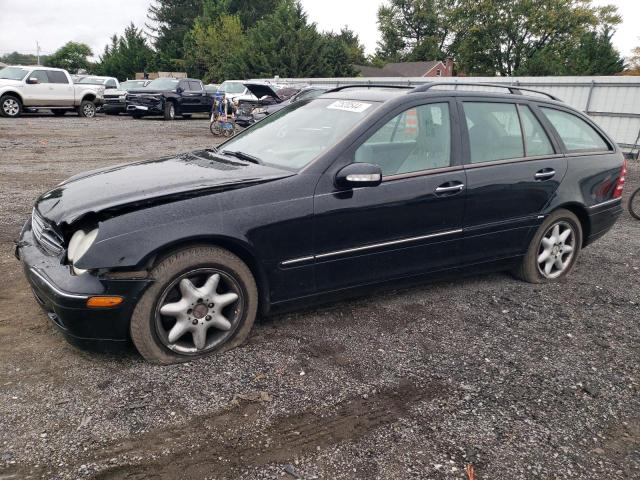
[613,159,627,198]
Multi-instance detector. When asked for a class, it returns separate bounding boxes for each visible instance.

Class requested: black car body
[126,77,211,120]
[235,83,300,127]
[17,83,626,362]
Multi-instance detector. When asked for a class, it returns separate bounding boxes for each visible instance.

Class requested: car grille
[127,94,161,106]
[31,209,64,255]
[104,95,124,104]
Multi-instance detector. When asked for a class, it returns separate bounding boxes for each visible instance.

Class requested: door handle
[435,182,465,195]
[534,169,556,180]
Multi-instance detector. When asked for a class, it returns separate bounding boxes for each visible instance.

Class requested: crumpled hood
[36,150,293,226]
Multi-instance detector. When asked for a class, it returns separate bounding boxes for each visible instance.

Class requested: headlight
[67,228,99,275]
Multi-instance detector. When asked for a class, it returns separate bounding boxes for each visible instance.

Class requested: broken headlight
[67,228,99,275]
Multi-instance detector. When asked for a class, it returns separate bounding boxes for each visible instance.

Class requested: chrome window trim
[29,268,88,300]
[280,228,462,267]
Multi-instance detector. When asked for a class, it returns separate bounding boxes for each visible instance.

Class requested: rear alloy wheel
[514,209,582,283]
[78,100,96,118]
[130,246,257,364]
[164,101,176,120]
[0,95,22,118]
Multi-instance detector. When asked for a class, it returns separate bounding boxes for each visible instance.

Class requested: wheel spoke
[200,273,220,298]
[554,257,564,270]
[563,245,574,254]
[192,327,207,350]
[160,299,188,318]
[214,292,238,308]
[179,278,200,302]
[168,319,192,343]
[210,314,232,331]
[544,258,554,275]
[538,249,551,263]
[541,237,553,249]
[559,228,572,243]
[551,224,560,241]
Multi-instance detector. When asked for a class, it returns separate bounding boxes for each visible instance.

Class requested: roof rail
[411,81,562,102]
[324,84,415,93]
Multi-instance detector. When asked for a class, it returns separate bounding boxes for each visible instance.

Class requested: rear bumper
[585,198,623,246]
[16,219,152,345]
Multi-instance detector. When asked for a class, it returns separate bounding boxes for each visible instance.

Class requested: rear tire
[0,94,22,118]
[130,246,258,364]
[78,100,96,118]
[514,209,582,283]
[163,101,176,120]
[629,188,640,220]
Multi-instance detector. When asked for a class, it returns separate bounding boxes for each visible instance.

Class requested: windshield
[0,67,28,81]
[146,78,179,90]
[219,81,245,94]
[77,77,107,84]
[121,80,147,91]
[220,98,380,170]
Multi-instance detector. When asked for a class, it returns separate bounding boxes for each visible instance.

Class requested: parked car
[204,83,220,94]
[251,86,327,123]
[0,65,104,118]
[102,80,151,115]
[126,77,211,120]
[235,83,299,127]
[75,75,120,90]
[217,80,257,103]
[16,83,626,364]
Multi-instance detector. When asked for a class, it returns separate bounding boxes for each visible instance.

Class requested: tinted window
[29,70,50,83]
[0,67,28,81]
[220,81,245,94]
[188,80,203,91]
[46,71,68,84]
[541,108,609,152]
[146,78,179,90]
[519,106,554,156]
[464,102,524,163]
[105,79,117,88]
[356,103,451,176]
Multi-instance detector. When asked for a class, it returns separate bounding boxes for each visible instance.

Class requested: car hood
[243,83,281,101]
[36,150,294,226]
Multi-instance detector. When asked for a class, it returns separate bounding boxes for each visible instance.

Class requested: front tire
[78,100,96,118]
[629,188,640,220]
[163,101,176,120]
[514,209,582,283]
[130,246,258,364]
[0,94,22,118]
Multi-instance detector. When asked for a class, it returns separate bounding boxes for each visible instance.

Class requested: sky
[0,0,638,61]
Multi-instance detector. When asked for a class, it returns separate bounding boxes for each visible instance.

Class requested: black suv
[17,83,626,364]
[126,77,211,120]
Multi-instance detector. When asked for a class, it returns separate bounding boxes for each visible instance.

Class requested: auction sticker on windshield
[327,100,372,113]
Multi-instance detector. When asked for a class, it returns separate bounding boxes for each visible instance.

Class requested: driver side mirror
[26,77,39,85]
[335,163,382,189]
[176,86,183,94]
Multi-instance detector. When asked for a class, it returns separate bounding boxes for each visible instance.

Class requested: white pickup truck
[0,65,104,118]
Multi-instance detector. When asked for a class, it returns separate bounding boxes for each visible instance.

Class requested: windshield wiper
[220,150,262,165]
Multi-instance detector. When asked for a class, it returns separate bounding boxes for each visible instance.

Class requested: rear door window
[463,102,524,163]
[540,107,610,152]
[519,106,554,156]
[47,71,68,84]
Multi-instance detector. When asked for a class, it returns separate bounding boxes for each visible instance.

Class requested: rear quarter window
[541,107,610,152]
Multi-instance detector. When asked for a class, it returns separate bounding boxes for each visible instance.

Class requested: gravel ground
[0,114,638,480]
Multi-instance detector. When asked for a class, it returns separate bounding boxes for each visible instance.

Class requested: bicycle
[209,93,238,138]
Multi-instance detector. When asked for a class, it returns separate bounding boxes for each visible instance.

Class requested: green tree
[184,14,248,82]
[45,42,93,73]
[626,45,640,75]
[96,24,155,80]
[565,26,624,75]
[200,0,281,29]
[146,0,204,60]
[242,0,330,78]
[375,0,455,62]
[0,51,48,65]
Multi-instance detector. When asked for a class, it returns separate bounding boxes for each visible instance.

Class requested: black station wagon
[16,82,626,364]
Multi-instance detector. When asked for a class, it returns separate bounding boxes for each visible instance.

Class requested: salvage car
[0,66,104,118]
[235,83,301,127]
[16,83,626,364]
[102,79,151,115]
[251,86,327,123]
[126,77,211,120]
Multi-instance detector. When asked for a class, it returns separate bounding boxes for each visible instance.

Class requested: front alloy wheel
[155,269,242,354]
[130,246,258,364]
[1,95,21,117]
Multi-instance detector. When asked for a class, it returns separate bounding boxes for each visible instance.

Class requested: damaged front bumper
[16,219,153,349]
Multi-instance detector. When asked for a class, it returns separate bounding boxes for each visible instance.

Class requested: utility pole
[36,41,41,65]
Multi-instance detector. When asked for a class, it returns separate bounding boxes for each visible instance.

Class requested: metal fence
[256,75,640,157]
